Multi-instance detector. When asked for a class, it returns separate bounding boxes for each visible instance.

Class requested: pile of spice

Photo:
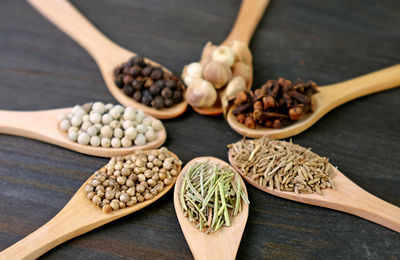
[181,41,252,110]
[228,137,335,194]
[113,56,185,109]
[232,78,318,129]
[59,102,163,147]
[179,161,249,233]
[85,148,182,213]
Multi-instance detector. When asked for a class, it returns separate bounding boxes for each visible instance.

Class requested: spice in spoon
[59,102,163,147]
[181,41,251,109]
[228,137,335,194]
[179,161,249,233]
[232,78,318,129]
[114,56,185,109]
[85,148,182,213]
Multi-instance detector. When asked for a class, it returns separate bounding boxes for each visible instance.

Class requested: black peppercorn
[123,66,130,74]
[123,75,134,85]
[123,84,134,96]
[128,65,141,77]
[115,75,124,89]
[172,90,183,103]
[144,78,154,88]
[113,66,122,77]
[142,89,150,97]
[151,96,164,109]
[133,90,142,102]
[132,80,143,90]
[165,79,177,89]
[141,94,153,106]
[141,66,153,77]
[164,98,173,107]
[154,79,165,89]
[150,68,163,80]
[161,87,172,98]
[149,84,161,96]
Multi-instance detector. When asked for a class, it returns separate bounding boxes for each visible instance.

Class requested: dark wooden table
[1,0,399,259]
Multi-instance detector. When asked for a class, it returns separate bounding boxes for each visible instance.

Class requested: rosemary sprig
[179,161,249,233]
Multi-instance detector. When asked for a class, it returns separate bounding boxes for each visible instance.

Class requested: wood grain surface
[0,0,399,259]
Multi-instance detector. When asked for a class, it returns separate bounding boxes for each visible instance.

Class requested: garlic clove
[183,75,196,87]
[229,41,252,65]
[186,62,203,78]
[232,62,251,83]
[202,62,232,90]
[212,45,235,67]
[220,76,247,114]
[185,79,217,108]
[200,42,218,66]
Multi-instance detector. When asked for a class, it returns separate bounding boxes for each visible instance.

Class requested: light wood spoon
[173,157,249,260]
[192,0,270,116]
[228,64,400,138]
[228,150,400,233]
[27,0,187,119]
[0,150,181,260]
[0,108,166,157]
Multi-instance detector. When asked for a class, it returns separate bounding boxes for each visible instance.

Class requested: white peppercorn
[113,128,124,139]
[100,125,113,138]
[92,102,105,114]
[86,126,98,137]
[109,120,120,129]
[142,117,152,126]
[111,138,121,148]
[60,119,71,131]
[101,137,111,147]
[109,108,120,119]
[145,129,157,142]
[123,107,136,121]
[71,115,82,127]
[102,113,113,125]
[121,137,132,147]
[136,124,147,134]
[125,127,137,140]
[68,131,78,142]
[90,136,100,147]
[81,121,92,131]
[151,120,163,131]
[89,112,101,124]
[105,103,113,111]
[134,134,146,146]
[77,132,90,145]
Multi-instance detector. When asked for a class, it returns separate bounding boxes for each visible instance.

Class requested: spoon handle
[0,194,111,259]
[27,0,130,61]
[222,0,270,45]
[320,64,400,107]
[333,173,400,233]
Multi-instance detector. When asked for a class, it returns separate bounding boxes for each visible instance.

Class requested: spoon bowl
[0,150,181,260]
[191,0,270,116]
[228,64,400,138]
[0,108,166,157]
[27,0,187,119]
[173,157,248,260]
[228,149,400,233]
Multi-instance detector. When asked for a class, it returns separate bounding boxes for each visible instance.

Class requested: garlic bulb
[230,41,252,65]
[212,46,235,67]
[232,62,251,83]
[186,62,203,78]
[202,62,232,89]
[200,42,218,66]
[185,79,217,107]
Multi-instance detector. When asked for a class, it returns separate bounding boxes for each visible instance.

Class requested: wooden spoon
[0,150,181,260]
[0,108,166,157]
[192,0,270,116]
[228,64,400,138]
[228,150,400,233]
[173,157,249,260]
[27,0,187,119]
